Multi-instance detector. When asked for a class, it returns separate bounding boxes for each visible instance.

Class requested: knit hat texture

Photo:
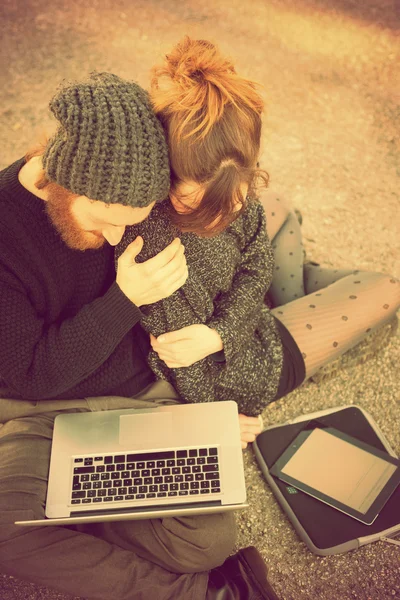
[42,72,170,207]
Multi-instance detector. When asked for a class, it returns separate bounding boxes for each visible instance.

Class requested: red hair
[151,36,269,236]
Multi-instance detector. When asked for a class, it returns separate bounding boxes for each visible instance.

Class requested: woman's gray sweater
[115,198,284,416]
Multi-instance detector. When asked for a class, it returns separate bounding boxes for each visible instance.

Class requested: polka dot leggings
[259,189,400,380]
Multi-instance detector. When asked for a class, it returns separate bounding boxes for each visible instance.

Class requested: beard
[44,184,105,251]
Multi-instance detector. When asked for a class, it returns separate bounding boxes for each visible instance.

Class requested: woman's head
[151,36,269,236]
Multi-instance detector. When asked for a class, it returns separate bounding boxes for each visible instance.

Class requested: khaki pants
[0,382,236,600]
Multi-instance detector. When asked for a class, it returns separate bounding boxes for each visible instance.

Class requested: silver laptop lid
[39,400,246,524]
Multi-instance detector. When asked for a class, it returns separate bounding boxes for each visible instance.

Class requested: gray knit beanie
[42,72,170,207]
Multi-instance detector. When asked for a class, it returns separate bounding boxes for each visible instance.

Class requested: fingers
[240,431,257,443]
[150,339,184,367]
[118,236,144,264]
[239,414,263,431]
[239,413,262,448]
[151,328,192,354]
[154,351,184,365]
[147,244,188,297]
[156,327,188,345]
[151,345,191,368]
[151,343,197,368]
[164,263,189,296]
[145,261,187,303]
[158,246,187,281]
[238,414,261,424]
[152,336,187,354]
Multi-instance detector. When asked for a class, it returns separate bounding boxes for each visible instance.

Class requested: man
[0,72,279,600]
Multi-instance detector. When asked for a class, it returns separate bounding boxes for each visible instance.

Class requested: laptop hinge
[71,500,223,517]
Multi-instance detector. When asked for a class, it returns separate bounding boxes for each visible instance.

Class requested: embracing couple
[0,36,398,600]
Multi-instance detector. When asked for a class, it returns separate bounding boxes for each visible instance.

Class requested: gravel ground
[1,1,399,598]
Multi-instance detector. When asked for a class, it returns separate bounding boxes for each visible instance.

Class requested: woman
[116,37,400,446]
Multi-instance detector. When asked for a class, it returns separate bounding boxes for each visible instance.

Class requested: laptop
[15,400,248,526]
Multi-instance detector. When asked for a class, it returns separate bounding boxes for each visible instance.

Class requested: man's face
[44,184,155,251]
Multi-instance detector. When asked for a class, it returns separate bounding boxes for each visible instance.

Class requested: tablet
[269,422,400,525]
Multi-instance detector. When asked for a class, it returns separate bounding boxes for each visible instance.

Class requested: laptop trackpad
[119,412,173,448]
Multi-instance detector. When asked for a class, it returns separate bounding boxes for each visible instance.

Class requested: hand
[239,413,263,450]
[116,237,188,307]
[150,324,223,367]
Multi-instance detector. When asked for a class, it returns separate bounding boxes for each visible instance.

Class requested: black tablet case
[253,406,400,555]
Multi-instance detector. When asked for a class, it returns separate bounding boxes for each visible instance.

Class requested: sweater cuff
[209,350,226,363]
[209,319,236,364]
[90,282,144,340]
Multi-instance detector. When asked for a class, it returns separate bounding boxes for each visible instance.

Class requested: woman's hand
[239,413,263,450]
[150,324,223,368]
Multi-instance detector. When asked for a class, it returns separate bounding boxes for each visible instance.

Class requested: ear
[19,158,49,201]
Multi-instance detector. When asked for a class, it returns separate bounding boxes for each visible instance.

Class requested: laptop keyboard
[70,447,221,505]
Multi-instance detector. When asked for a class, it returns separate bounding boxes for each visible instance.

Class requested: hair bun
[165,37,235,90]
[151,36,264,140]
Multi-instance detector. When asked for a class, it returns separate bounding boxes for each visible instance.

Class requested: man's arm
[0,274,141,399]
[0,237,187,400]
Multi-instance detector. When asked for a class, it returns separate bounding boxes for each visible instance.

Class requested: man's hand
[239,414,263,450]
[116,237,188,307]
[150,324,223,367]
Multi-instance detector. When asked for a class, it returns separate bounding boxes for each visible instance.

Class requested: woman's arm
[118,200,281,413]
[151,201,274,367]
[206,201,273,363]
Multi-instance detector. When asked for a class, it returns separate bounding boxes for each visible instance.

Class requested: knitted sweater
[115,199,284,416]
[0,159,155,400]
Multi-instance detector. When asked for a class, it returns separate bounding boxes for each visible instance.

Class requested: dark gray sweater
[115,198,284,416]
[0,159,154,400]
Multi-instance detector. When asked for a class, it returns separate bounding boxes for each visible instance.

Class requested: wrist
[116,280,141,307]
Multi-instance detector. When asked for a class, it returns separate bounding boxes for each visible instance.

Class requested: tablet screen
[281,428,397,513]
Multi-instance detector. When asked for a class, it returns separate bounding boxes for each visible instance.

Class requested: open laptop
[16,400,248,526]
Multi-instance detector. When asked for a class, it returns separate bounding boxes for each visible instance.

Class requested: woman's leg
[260,189,400,378]
[271,271,400,379]
[258,188,305,306]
